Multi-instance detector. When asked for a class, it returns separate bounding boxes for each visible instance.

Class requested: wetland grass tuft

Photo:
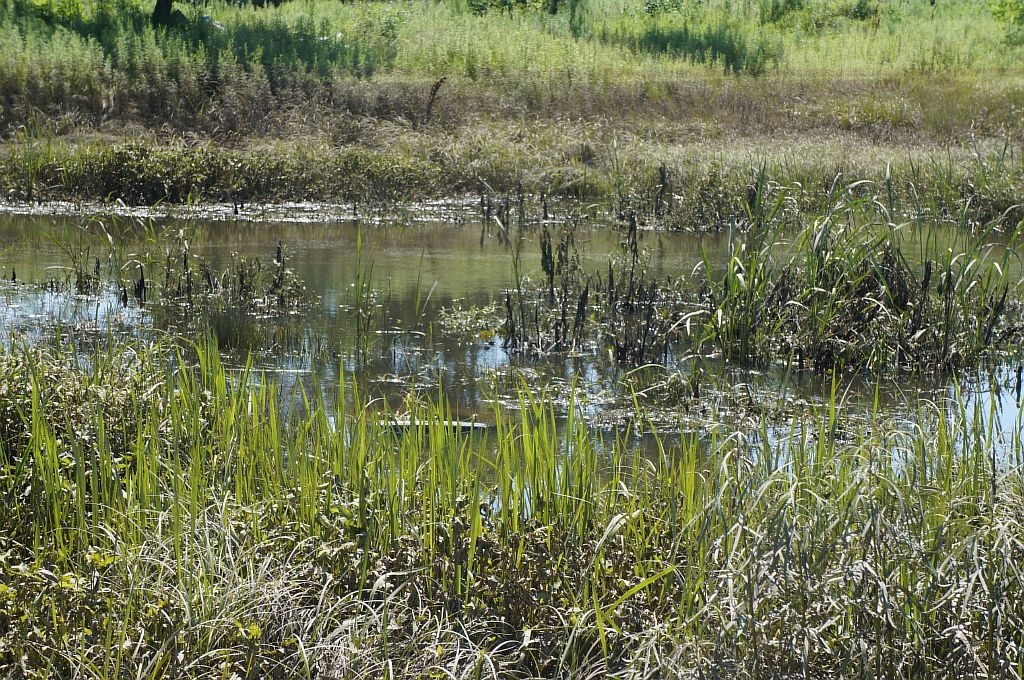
[498,177,1022,374]
[1,338,1023,677]
[153,230,312,313]
[690,188,1024,373]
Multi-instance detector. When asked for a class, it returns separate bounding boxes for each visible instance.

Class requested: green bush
[992,0,1024,38]
[991,0,1024,42]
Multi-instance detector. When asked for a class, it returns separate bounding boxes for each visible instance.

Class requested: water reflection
[0,210,1020,458]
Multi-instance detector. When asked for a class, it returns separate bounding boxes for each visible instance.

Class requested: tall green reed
[690,178,1021,374]
[2,333,1024,676]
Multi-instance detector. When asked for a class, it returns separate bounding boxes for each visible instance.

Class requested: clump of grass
[148,227,313,312]
[1,337,1023,677]
[0,343,163,458]
[494,174,1022,374]
[502,211,596,355]
[598,210,690,365]
[689,184,1023,373]
[499,206,707,366]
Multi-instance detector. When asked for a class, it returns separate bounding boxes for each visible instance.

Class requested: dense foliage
[0,0,1023,677]
[1,340,1023,678]
[0,0,1021,215]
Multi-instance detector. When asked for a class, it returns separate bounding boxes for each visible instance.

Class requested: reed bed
[4,132,1023,231]
[688,185,1024,373]
[496,183,1023,374]
[1,338,1023,678]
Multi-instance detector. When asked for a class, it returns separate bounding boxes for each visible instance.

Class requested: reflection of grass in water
[1,338,1023,676]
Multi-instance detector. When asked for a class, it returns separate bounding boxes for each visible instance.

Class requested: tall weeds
[1,338,1023,676]
[0,0,1016,137]
[689,181,1023,373]
[495,176,1020,373]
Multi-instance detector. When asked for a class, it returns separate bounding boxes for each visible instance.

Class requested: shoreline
[3,130,1022,230]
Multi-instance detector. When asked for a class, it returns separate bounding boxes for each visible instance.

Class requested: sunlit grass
[0,0,1021,133]
[1,0,1023,675]
[1,0,1022,210]
[1,337,1023,676]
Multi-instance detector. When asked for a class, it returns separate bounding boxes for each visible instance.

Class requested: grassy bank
[0,339,1022,678]
[4,133,1024,230]
[1,0,1023,210]
[1,0,1021,129]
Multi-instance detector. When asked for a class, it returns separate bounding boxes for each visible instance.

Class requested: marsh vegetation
[3,0,1024,676]
[1,187,1024,676]
[1,0,1023,221]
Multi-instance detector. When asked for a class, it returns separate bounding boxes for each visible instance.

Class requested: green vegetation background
[3,1,1024,677]
[1,0,1023,211]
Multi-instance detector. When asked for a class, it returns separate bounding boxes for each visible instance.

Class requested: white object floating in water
[381,418,490,433]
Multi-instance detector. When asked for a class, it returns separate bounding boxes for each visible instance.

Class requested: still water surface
[0,209,1020,456]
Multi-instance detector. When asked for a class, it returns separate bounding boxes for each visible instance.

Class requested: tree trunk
[151,0,173,27]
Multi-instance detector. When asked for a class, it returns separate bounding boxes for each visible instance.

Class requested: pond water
[0,207,1021,458]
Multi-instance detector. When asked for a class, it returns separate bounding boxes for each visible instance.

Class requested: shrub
[991,0,1024,39]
